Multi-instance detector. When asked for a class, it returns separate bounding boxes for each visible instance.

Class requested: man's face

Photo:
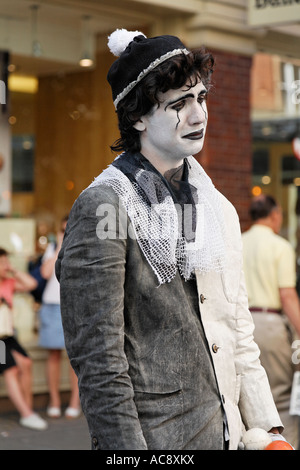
[135,79,208,171]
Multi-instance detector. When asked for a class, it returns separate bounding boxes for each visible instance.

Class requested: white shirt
[242,224,296,309]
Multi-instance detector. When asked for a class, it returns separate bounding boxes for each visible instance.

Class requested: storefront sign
[248,0,300,26]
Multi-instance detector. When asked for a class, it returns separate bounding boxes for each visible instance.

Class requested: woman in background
[39,215,80,419]
[0,247,48,430]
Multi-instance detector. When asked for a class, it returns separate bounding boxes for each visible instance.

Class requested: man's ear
[133,119,146,132]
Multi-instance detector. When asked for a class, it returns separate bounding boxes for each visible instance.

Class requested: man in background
[242,194,300,449]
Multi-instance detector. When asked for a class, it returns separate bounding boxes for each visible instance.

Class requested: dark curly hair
[111,47,214,153]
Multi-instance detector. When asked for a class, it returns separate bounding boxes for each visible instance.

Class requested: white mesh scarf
[89,154,226,285]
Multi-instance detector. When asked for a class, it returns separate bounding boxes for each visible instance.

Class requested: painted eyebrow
[164,89,208,110]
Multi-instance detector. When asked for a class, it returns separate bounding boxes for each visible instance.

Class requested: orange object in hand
[264,441,294,450]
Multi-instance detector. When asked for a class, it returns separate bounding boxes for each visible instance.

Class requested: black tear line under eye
[176,110,181,130]
[163,102,181,130]
[200,101,208,121]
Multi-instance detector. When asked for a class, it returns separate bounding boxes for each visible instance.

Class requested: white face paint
[135,79,208,173]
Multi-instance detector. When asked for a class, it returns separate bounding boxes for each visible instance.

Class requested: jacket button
[212,343,219,353]
[200,294,206,304]
[92,437,99,450]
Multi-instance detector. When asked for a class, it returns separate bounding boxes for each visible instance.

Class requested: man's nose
[190,101,206,124]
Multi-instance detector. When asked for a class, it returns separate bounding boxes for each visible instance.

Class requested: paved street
[0,409,90,450]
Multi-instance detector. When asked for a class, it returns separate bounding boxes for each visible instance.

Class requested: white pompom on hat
[107,29,146,57]
[107,28,189,109]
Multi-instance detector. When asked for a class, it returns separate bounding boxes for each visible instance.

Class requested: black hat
[107,29,189,109]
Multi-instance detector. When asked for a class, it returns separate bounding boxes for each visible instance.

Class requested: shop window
[9,87,37,197]
[253,148,269,175]
[282,154,300,185]
[12,135,34,192]
[252,148,270,191]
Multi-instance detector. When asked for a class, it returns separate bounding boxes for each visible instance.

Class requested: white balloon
[242,428,272,450]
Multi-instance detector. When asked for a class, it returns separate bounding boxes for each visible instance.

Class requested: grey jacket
[56,184,282,450]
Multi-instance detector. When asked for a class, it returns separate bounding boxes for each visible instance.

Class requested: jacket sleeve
[56,185,147,450]
[234,270,284,432]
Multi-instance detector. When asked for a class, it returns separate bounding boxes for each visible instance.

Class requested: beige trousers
[252,312,299,449]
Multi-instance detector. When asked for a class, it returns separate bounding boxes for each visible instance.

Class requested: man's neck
[254,219,274,232]
[163,163,184,184]
[140,148,185,176]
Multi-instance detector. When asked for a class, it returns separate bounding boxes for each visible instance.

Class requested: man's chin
[189,142,205,156]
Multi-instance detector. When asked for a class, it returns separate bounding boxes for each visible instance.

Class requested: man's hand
[268,427,279,434]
